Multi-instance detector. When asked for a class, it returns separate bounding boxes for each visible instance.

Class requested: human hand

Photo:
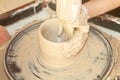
[56,0,89,57]
[0,25,11,45]
[63,25,89,58]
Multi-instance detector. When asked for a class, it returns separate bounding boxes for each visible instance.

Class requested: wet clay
[39,18,77,67]
[4,23,114,80]
[39,18,89,67]
[38,0,90,68]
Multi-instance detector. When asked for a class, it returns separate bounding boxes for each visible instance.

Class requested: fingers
[57,20,63,37]
[63,31,88,58]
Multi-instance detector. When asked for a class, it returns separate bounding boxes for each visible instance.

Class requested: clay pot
[38,18,77,67]
[0,25,10,45]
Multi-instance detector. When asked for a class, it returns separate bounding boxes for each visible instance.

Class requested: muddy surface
[0,21,120,80]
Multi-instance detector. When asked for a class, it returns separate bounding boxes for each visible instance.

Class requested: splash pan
[4,21,114,80]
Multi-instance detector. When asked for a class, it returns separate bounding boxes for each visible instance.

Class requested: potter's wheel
[4,21,114,80]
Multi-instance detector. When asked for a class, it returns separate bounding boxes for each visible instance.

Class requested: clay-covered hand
[56,0,89,57]
[62,12,89,58]
[63,26,89,58]
[57,0,83,37]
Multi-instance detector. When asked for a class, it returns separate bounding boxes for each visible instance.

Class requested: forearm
[83,0,120,19]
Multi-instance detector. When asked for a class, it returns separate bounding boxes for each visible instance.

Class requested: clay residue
[104,34,120,80]
[4,24,114,80]
[0,43,10,80]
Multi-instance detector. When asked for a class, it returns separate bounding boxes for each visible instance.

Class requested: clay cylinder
[39,18,76,67]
